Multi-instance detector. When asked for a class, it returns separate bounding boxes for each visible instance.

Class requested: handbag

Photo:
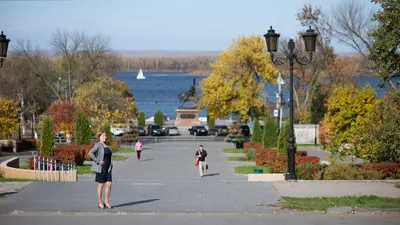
[195,157,199,166]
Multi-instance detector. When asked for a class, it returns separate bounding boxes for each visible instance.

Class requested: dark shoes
[104,202,113,209]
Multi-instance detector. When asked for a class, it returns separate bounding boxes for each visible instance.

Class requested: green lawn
[281,195,400,211]
[223,148,244,153]
[76,165,93,175]
[113,148,135,153]
[113,155,129,161]
[234,165,272,174]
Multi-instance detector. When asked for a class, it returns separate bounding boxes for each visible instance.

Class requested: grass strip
[234,165,272,174]
[223,148,244,153]
[113,148,135,153]
[281,195,400,211]
[112,155,129,161]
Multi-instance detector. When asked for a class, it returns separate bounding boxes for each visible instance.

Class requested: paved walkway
[0,142,282,214]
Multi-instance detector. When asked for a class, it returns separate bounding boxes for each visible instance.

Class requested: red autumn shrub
[351,163,400,179]
[243,142,262,153]
[257,156,320,173]
[255,149,308,166]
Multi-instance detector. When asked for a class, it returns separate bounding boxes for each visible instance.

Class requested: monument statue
[178,78,200,109]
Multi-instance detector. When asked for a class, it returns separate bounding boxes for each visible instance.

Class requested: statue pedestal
[175,108,200,127]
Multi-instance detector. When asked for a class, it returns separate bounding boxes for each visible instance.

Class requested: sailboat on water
[137,68,146,80]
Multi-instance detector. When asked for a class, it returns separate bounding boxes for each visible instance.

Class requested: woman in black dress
[89,131,113,209]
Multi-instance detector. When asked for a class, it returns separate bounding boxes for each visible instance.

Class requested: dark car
[240,124,250,136]
[137,126,147,136]
[189,125,208,136]
[209,125,229,136]
[147,124,165,136]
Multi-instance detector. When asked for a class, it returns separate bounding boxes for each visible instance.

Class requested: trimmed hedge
[351,163,400,179]
[255,148,308,166]
[16,139,37,151]
[256,155,319,173]
[243,142,262,153]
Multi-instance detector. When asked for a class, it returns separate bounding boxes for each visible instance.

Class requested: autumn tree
[75,75,138,132]
[46,100,76,137]
[323,84,376,155]
[199,36,277,122]
[207,113,215,128]
[369,0,400,91]
[40,116,54,156]
[0,97,20,139]
[100,123,112,145]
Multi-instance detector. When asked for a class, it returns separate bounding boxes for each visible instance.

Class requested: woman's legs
[97,183,104,207]
[104,181,112,204]
[137,150,141,160]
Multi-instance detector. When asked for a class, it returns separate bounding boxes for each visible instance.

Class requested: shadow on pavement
[113,198,160,208]
[203,173,220,177]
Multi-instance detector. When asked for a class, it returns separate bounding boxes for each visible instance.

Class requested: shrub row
[295,163,400,180]
[243,142,262,153]
[350,163,400,179]
[257,155,320,173]
[16,139,37,151]
[255,148,308,166]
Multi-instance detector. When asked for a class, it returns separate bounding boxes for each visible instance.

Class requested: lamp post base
[285,172,297,180]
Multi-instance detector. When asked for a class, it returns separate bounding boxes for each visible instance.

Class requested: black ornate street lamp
[264,26,318,180]
[0,31,11,68]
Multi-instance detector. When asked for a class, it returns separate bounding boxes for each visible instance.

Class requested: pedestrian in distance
[195,144,208,177]
[135,139,143,160]
[89,131,114,209]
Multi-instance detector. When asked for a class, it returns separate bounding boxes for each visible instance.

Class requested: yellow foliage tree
[199,36,277,122]
[74,76,138,132]
[0,97,20,139]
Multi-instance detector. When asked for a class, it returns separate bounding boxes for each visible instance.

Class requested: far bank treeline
[116,54,218,75]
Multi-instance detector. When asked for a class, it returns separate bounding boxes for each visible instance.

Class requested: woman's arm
[88,143,100,163]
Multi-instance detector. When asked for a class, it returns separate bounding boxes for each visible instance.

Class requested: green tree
[138,112,146,127]
[199,36,278,122]
[262,114,278,148]
[207,113,215,128]
[100,123,112,145]
[75,112,91,145]
[251,119,262,143]
[154,110,163,128]
[40,116,54,156]
[277,121,290,156]
[370,0,400,91]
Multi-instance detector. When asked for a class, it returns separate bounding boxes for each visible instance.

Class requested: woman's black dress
[95,146,112,183]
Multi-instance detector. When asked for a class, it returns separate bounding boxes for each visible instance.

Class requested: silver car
[164,125,180,136]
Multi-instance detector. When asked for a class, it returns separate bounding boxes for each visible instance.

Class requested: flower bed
[351,163,400,179]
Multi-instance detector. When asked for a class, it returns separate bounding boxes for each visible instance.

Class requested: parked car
[209,125,229,136]
[147,124,166,136]
[240,124,251,136]
[163,125,180,136]
[189,125,208,136]
[110,126,125,136]
[137,126,147,136]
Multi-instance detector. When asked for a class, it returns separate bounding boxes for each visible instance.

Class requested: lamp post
[264,26,318,180]
[0,31,11,68]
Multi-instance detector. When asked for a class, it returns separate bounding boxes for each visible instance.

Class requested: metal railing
[32,153,77,182]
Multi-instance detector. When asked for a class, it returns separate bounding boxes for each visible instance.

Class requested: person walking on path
[195,144,207,177]
[89,131,114,209]
[135,139,143,160]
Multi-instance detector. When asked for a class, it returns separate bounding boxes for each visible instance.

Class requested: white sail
[137,69,146,79]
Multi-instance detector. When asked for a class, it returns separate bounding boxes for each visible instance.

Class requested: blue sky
[1,0,377,53]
